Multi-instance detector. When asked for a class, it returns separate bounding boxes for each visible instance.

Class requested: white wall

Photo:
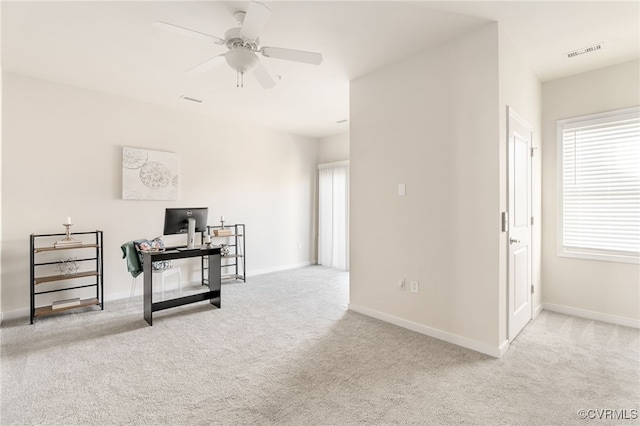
[318,132,349,164]
[498,34,542,343]
[0,3,3,317]
[349,24,503,356]
[541,60,640,325]
[1,73,319,317]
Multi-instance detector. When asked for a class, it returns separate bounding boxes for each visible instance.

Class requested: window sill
[558,249,639,265]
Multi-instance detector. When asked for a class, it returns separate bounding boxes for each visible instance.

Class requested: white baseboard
[1,308,29,323]
[105,291,134,302]
[348,304,505,358]
[533,303,544,319]
[247,261,313,277]
[542,303,640,329]
[498,339,510,357]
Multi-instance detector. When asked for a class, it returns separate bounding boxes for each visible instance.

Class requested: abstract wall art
[122,147,179,200]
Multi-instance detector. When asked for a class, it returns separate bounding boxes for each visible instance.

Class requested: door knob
[510,238,520,244]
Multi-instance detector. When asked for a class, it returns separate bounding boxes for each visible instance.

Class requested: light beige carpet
[1,266,638,425]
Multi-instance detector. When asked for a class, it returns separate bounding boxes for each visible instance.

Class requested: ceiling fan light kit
[225,48,259,87]
[154,1,323,89]
[225,48,259,72]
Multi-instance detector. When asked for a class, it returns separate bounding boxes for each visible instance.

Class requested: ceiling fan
[153,1,323,88]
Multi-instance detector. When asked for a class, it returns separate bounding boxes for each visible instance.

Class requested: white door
[508,107,533,340]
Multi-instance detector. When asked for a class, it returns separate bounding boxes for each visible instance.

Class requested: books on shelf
[52,298,81,310]
[214,229,232,237]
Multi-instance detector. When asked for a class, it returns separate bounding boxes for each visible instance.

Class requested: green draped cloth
[121,241,142,278]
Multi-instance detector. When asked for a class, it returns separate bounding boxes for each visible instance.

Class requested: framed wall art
[122,147,179,200]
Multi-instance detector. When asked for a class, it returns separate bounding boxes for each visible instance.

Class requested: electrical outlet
[398,278,406,290]
[410,280,419,294]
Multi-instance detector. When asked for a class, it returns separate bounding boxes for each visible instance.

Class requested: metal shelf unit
[30,230,104,323]
[202,224,245,283]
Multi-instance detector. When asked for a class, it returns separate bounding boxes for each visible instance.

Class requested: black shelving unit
[30,230,104,323]
[202,224,245,283]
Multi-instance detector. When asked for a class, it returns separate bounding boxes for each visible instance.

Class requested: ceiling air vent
[179,95,203,103]
[566,43,603,59]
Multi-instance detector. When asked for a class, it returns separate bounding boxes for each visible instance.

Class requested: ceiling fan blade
[239,2,272,41]
[260,47,323,65]
[186,54,226,75]
[152,21,225,45]
[253,61,276,89]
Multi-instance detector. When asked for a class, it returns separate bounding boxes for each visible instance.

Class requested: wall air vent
[179,95,203,103]
[566,43,603,59]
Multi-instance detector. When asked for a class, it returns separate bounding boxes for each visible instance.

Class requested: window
[558,107,640,264]
[318,161,349,270]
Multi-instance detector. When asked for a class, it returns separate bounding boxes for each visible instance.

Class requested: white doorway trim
[507,106,534,341]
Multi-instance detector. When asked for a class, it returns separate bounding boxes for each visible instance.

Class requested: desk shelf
[30,231,104,324]
[34,271,99,285]
[34,244,99,253]
[34,297,100,317]
[204,224,245,283]
[142,246,221,326]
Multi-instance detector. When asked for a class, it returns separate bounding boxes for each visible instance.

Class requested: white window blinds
[558,107,640,262]
[318,161,349,270]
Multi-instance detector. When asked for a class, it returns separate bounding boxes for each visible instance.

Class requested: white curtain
[318,162,349,270]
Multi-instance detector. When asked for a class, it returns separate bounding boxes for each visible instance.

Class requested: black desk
[143,246,221,326]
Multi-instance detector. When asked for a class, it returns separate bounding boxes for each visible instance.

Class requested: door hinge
[531,284,535,294]
[530,147,538,157]
[531,216,534,226]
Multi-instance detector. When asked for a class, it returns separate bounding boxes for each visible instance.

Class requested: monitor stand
[186,217,196,249]
[175,218,202,251]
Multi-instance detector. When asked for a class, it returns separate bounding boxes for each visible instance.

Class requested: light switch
[398,183,406,196]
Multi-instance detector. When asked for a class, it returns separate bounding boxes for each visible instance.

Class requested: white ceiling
[2,1,639,138]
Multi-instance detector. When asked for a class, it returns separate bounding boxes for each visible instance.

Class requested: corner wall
[498,33,542,343]
[318,132,349,164]
[0,3,3,319]
[349,24,502,355]
[541,60,640,326]
[1,73,319,317]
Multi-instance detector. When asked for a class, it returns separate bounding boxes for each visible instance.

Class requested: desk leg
[143,255,153,325]
[208,253,221,308]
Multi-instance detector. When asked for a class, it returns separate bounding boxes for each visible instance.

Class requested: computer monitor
[163,207,208,249]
